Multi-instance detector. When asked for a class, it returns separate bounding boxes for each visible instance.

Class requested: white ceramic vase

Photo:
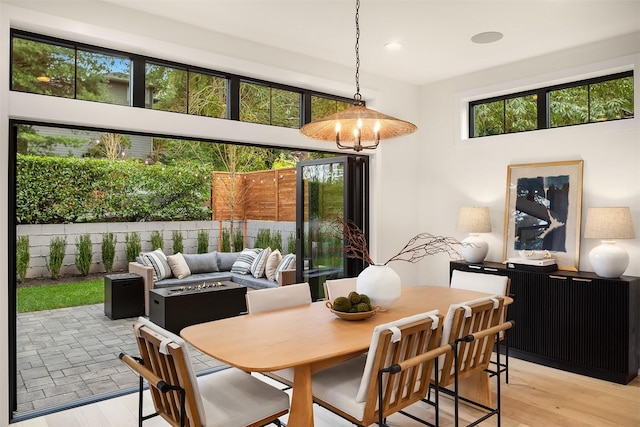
[356,264,401,309]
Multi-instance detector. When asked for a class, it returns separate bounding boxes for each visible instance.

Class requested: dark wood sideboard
[450,260,640,384]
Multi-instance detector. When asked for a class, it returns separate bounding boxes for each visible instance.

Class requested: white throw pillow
[265,249,282,281]
[230,248,260,275]
[251,247,272,278]
[166,253,191,279]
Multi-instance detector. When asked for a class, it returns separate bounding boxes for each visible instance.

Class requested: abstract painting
[503,160,583,270]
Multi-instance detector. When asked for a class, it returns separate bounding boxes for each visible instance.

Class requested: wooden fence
[212,168,297,222]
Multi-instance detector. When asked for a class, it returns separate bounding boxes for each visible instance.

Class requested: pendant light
[300,0,417,152]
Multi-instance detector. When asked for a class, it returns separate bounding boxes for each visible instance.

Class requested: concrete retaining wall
[17,220,295,279]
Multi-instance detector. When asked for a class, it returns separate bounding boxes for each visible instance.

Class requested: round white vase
[356,264,401,309]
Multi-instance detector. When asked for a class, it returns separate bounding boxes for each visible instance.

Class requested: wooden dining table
[181,285,511,427]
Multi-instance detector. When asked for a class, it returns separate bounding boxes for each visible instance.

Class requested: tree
[84,132,132,160]
[17,124,88,156]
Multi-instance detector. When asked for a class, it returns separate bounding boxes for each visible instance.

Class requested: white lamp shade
[584,207,635,239]
[457,207,492,233]
[589,241,629,278]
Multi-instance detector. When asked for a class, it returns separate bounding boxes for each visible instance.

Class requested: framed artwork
[503,160,584,271]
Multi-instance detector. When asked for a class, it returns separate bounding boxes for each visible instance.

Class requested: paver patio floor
[16,303,224,416]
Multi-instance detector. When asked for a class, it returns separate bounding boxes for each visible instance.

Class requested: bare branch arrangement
[325,215,463,266]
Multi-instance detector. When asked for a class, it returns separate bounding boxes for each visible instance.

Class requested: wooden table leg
[289,364,314,427]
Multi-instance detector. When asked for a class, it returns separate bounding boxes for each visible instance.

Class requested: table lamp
[457,206,491,263]
[584,207,635,278]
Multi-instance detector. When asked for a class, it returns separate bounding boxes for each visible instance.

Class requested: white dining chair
[450,269,511,382]
[323,277,358,301]
[245,282,312,314]
[245,282,312,388]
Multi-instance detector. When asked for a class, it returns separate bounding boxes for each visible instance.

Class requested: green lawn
[17,279,104,313]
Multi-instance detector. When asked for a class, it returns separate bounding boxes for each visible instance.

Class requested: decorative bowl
[326,301,379,321]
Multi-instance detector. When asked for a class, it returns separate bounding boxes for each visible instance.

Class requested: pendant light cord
[354,0,362,105]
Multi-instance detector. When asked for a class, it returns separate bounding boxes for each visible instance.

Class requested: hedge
[17,155,212,224]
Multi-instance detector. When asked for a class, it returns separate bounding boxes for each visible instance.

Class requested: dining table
[181,285,512,427]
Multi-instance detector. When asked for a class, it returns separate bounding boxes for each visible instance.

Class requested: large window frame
[10,30,355,129]
[469,70,634,138]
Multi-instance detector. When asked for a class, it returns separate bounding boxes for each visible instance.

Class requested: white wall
[417,32,640,285]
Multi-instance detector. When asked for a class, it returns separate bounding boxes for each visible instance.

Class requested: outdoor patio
[16,303,224,415]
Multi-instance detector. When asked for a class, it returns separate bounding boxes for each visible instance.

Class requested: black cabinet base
[149,281,247,334]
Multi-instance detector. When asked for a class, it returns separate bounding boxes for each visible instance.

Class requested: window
[11,34,131,105]
[311,95,351,121]
[240,82,301,128]
[10,30,352,131]
[470,71,634,138]
[188,71,227,118]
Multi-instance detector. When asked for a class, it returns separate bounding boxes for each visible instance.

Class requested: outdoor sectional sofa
[129,249,296,315]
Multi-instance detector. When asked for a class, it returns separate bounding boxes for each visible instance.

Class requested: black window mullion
[131,56,146,108]
[228,76,240,121]
[538,89,547,129]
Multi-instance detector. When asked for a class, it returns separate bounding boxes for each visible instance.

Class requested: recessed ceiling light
[471,31,503,44]
[384,41,403,51]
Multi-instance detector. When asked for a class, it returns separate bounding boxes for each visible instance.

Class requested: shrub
[287,233,296,255]
[16,155,212,224]
[150,230,163,250]
[233,229,244,251]
[16,235,30,283]
[197,230,209,254]
[49,236,67,280]
[101,232,117,273]
[125,232,141,262]
[221,228,230,252]
[255,229,271,249]
[270,230,283,252]
[75,233,93,276]
[172,230,184,254]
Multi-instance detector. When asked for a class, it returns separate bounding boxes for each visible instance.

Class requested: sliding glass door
[295,156,368,300]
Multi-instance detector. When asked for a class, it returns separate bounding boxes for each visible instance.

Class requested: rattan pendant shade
[299,0,417,151]
[300,105,417,144]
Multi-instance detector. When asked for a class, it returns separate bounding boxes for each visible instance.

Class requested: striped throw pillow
[230,248,260,275]
[140,249,172,281]
[275,253,296,283]
[251,247,272,278]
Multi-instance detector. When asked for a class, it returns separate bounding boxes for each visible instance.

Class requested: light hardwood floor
[12,357,640,427]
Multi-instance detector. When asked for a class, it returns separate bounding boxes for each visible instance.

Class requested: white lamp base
[589,240,629,278]
[461,234,489,263]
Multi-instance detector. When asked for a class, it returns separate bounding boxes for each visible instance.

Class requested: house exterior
[0,1,638,425]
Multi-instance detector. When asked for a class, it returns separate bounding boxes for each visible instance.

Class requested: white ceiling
[10,1,640,85]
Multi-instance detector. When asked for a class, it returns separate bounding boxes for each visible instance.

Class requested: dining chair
[323,277,358,301]
[245,282,312,388]
[310,310,448,427]
[431,296,512,427]
[245,282,312,314]
[450,270,512,382]
[119,316,289,427]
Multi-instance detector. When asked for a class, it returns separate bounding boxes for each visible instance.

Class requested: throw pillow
[217,251,241,271]
[275,253,296,283]
[166,253,191,279]
[140,248,172,281]
[230,248,260,275]
[250,247,272,278]
[182,252,218,274]
[265,249,282,281]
